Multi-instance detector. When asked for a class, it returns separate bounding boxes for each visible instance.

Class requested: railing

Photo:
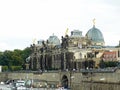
[80,67,118,73]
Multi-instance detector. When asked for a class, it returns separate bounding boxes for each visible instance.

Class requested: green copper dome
[48,34,60,45]
[86,25,104,44]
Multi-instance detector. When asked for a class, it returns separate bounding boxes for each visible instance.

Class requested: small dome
[47,34,60,45]
[86,25,105,45]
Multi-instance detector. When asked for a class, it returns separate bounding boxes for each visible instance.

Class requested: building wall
[1,71,120,90]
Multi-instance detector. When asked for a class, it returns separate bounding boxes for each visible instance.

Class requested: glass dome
[86,25,104,43]
[47,34,60,45]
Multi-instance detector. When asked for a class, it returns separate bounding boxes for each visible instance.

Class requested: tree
[0,47,32,71]
[3,50,13,68]
[22,47,32,61]
[12,49,23,66]
[99,60,118,68]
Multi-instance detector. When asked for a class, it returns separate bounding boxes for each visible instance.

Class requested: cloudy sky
[0,0,120,51]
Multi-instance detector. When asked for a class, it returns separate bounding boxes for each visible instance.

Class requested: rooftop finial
[93,18,96,26]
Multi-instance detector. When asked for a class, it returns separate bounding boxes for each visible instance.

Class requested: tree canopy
[0,47,31,71]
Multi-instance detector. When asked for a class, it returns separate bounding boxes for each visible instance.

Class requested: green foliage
[2,66,8,71]
[105,61,118,67]
[10,66,22,71]
[22,47,32,61]
[0,47,31,71]
[99,60,118,68]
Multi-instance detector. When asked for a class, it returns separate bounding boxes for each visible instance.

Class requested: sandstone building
[26,21,120,71]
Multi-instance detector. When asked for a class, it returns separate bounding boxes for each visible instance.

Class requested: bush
[2,66,8,71]
[10,66,22,71]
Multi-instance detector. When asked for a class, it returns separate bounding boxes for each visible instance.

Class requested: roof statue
[33,38,36,44]
[65,28,69,36]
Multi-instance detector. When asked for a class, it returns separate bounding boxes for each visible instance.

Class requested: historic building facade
[26,21,120,71]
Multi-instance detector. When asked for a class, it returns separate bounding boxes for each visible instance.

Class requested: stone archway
[61,75,69,88]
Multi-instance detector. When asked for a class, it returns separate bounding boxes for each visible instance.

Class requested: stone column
[36,55,40,70]
[52,52,55,69]
[64,49,66,70]
[42,51,45,71]
[31,57,33,69]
